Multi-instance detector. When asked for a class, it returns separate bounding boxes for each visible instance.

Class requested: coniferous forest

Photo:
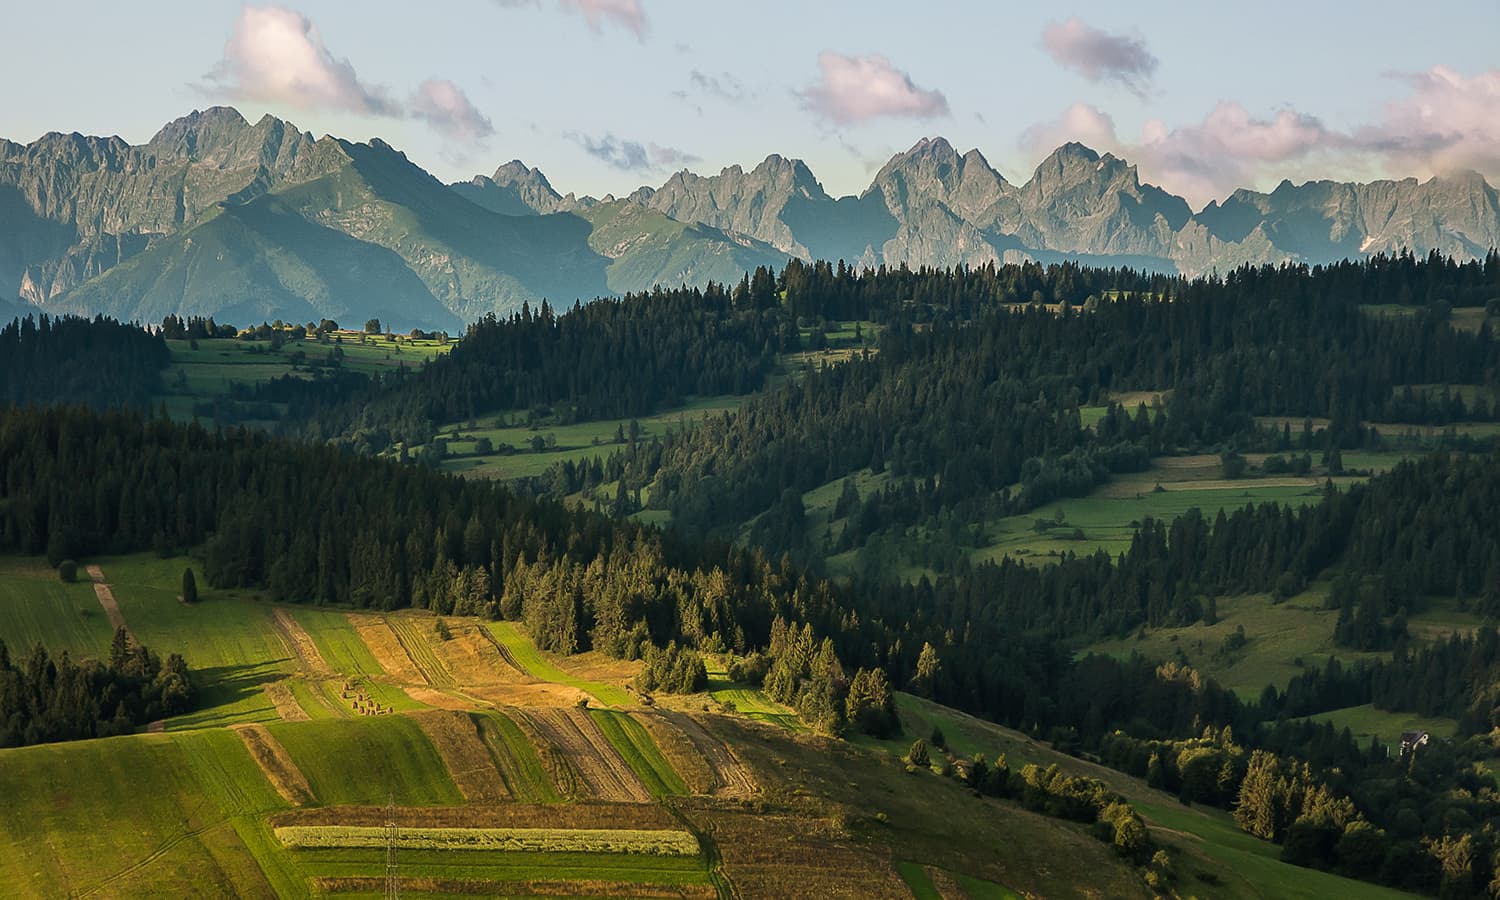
[5,250,1500,894]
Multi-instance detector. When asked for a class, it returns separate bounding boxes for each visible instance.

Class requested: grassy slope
[852,692,1410,900]
[97,554,293,729]
[0,557,115,660]
[267,716,464,807]
[486,621,633,707]
[435,394,745,482]
[590,710,689,797]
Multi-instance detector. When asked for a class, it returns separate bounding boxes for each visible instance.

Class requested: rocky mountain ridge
[3,108,1495,328]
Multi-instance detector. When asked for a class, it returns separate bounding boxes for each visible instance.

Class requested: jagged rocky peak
[871,136,1011,219]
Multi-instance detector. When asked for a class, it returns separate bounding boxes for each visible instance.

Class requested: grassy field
[93,554,295,728]
[847,692,1410,900]
[0,556,116,660]
[486,621,634,707]
[433,394,745,482]
[292,608,428,712]
[0,732,284,898]
[1086,589,1479,698]
[158,333,453,426]
[473,711,564,803]
[1295,704,1459,751]
[590,710,689,798]
[267,716,464,807]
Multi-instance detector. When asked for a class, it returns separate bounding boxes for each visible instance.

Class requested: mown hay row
[387,616,456,687]
[271,607,330,676]
[234,723,315,806]
[411,710,510,802]
[515,708,651,803]
[273,802,676,830]
[276,825,699,855]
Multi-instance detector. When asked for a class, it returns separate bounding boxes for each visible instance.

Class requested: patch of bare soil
[87,572,131,638]
[233,723,314,806]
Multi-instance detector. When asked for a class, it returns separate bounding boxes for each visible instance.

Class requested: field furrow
[474,711,564,803]
[347,614,425,684]
[234,723,315,806]
[387,616,456,687]
[657,712,758,798]
[515,708,651,803]
[411,710,511,803]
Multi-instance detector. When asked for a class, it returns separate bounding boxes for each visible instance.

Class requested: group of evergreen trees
[0,631,192,747]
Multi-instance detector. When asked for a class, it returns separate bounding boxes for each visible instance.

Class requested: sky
[1,0,1496,209]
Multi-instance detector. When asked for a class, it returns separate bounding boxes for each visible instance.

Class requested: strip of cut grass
[291,608,426,712]
[590,710,688,797]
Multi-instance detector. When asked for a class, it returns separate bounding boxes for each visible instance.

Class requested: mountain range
[3,107,1496,329]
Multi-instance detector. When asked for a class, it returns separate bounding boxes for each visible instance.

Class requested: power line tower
[384,795,399,900]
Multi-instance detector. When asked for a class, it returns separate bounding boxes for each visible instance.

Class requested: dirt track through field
[234,723,314,806]
[84,565,132,640]
[657,711,757,798]
[514,708,651,802]
[264,680,311,721]
[270,608,330,676]
[411,710,510,802]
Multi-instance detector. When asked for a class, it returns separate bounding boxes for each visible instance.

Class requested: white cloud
[409,79,494,142]
[203,7,496,145]
[1024,66,1500,206]
[202,6,399,115]
[1041,18,1158,97]
[1363,65,1500,178]
[800,52,949,126]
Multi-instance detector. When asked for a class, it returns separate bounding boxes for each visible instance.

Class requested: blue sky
[3,1,1496,207]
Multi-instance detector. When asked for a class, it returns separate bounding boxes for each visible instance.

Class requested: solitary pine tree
[182,568,198,604]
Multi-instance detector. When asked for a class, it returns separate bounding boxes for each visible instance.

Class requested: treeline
[0,406,876,735]
[0,314,169,411]
[297,288,798,450]
[0,630,193,747]
[531,253,1500,570]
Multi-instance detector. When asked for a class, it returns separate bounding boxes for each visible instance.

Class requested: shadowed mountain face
[2,108,1495,329]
